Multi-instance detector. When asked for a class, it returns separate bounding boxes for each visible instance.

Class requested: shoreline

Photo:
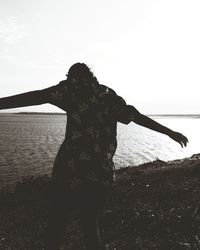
[0,112,200,118]
[0,153,200,249]
[0,153,198,193]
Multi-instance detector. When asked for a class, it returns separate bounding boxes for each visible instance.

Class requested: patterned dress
[41,79,139,189]
[0,78,140,189]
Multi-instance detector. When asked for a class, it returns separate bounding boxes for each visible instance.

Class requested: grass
[0,154,200,249]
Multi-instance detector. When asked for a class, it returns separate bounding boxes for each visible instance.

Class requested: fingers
[179,141,184,148]
[182,135,188,147]
[173,133,188,148]
[179,134,188,147]
[169,131,188,148]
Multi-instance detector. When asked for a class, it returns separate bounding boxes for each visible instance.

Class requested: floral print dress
[0,78,140,189]
[42,79,140,189]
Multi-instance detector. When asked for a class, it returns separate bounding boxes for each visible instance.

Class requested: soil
[0,154,200,249]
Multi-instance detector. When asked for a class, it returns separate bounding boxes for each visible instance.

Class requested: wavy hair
[67,63,99,85]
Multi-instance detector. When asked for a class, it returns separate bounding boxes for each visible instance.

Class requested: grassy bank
[0,154,200,249]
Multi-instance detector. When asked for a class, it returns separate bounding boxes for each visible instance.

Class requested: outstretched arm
[0,82,66,111]
[0,90,48,110]
[131,110,188,147]
[113,93,188,148]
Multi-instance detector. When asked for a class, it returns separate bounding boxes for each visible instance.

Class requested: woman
[0,63,188,249]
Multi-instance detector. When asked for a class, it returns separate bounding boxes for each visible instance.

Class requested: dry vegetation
[0,154,200,249]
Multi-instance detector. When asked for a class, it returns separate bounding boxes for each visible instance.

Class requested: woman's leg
[79,182,106,250]
[45,181,68,250]
[80,206,101,250]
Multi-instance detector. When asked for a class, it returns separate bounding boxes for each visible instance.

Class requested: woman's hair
[67,63,99,85]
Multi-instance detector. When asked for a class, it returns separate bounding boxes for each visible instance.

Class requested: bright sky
[0,0,199,114]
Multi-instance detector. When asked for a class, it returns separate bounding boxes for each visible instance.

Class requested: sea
[0,113,199,191]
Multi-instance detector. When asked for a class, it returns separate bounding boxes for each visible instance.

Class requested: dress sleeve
[0,81,67,111]
[112,92,140,124]
[40,81,67,110]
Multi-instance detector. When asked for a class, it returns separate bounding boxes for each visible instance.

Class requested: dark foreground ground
[0,154,200,250]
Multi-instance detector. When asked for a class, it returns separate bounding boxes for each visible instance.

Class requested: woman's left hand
[168,131,189,148]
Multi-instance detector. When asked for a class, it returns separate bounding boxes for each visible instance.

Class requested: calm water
[0,114,199,191]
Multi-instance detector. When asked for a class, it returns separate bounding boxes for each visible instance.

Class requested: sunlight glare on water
[0,114,199,190]
[114,117,199,168]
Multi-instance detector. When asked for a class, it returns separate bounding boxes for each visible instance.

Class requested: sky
[0,0,199,114]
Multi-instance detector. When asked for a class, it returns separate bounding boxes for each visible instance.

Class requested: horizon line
[0,112,199,116]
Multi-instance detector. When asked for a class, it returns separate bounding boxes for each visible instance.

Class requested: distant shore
[0,112,66,115]
[0,153,200,249]
[0,112,200,118]
[149,114,200,118]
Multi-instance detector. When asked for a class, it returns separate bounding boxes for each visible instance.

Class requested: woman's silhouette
[0,63,188,250]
